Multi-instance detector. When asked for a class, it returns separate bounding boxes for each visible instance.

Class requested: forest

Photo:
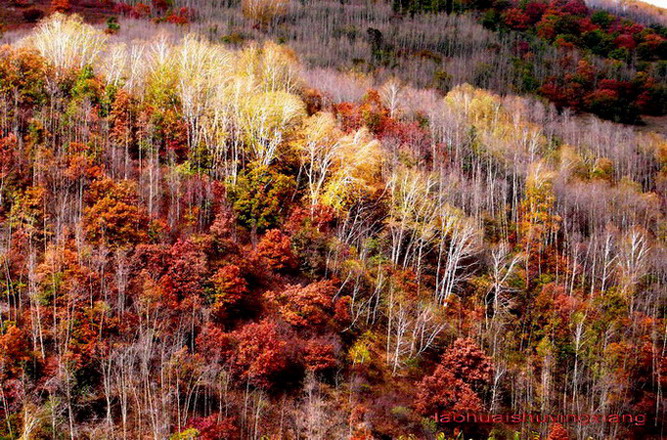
[0,0,665,439]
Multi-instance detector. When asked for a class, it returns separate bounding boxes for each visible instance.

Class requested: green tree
[227,164,295,239]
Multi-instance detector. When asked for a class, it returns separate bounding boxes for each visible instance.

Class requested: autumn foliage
[0,11,663,440]
[415,338,493,415]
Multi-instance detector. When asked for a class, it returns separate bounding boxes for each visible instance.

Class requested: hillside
[0,2,665,440]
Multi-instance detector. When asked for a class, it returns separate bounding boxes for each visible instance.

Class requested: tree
[617,226,650,296]
[28,13,107,74]
[83,180,150,247]
[0,134,17,212]
[230,319,290,388]
[152,0,170,12]
[165,238,209,303]
[304,339,337,373]
[109,89,136,177]
[256,229,296,271]
[296,112,343,208]
[319,128,383,213]
[0,46,48,108]
[265,280,338,329]
[0,326,30,377]
[227,164,295,238]
[520,162,560,253]
[8,185,48,237]
[239,91,305,166]
[211,264,248,319]
[440,338,493,389]
[131,3,152,18]
[415,338,493,414]
[503,8,531,30]
[415,367,484,415]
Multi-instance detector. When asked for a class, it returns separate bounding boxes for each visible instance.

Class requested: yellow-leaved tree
[318,127,383,212]
[173,36,233,168]
[296,112,343,208]
[239,91,305,166]
[25,13,107,75]
[520,161,560,249]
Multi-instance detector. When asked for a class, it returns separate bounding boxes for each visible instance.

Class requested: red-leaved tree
[415,338,493,415]
[230,319,290,388]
